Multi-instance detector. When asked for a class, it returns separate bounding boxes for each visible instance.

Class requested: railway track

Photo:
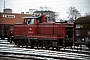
[0,38,90,60]
[60,45,90,55]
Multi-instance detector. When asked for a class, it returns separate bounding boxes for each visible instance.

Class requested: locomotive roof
[22,16,39,19]
[75,17,90,23]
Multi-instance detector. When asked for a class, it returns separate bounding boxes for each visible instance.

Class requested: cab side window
[27,18,34,24]
[36,18,41,23]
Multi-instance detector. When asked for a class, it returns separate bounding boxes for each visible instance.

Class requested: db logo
[29,28,32,30]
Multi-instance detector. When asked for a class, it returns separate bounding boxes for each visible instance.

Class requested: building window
[85,37,88,42]
[88,37,90,41]
[88,30,90,36]
[76,30,80,36]
[76,24,80,28]
[76,24,83,28]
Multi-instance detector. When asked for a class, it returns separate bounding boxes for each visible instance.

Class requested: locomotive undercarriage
[10,36,73,50]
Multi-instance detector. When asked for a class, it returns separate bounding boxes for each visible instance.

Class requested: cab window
[27,18,34,24]
[36,18,41,23]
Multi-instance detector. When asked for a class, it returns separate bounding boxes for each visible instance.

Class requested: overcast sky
[0,0,90,20]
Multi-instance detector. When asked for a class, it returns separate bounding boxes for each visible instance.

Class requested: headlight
[66,35,68,37]
[11,36,14,37]
[82,38,85,42]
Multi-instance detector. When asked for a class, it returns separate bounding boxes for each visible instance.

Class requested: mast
[4,0,6,24]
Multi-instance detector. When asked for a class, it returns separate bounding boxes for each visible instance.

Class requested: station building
[0,9,31,24]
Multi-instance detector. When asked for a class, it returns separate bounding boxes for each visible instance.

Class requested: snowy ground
[0,38,90,60]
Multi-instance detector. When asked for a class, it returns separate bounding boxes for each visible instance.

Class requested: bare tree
[39,6,55,22]
[67,6,81,22]
[40,6,44,11]
[40,6,51,11]
[40,6,51,15]
[84,12,90,17]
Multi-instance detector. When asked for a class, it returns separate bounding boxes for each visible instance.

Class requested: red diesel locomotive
[10,14,73,49]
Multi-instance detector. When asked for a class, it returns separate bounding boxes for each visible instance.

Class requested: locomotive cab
[23,14,48,25]
[23,17,39,25]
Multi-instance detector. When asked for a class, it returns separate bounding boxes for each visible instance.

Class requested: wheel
[56,47,60,50]
[31,46,34,49]
[8,37,10,42]
[1,36,4,40]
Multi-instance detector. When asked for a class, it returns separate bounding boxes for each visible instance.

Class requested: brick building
[0,12,31,24]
